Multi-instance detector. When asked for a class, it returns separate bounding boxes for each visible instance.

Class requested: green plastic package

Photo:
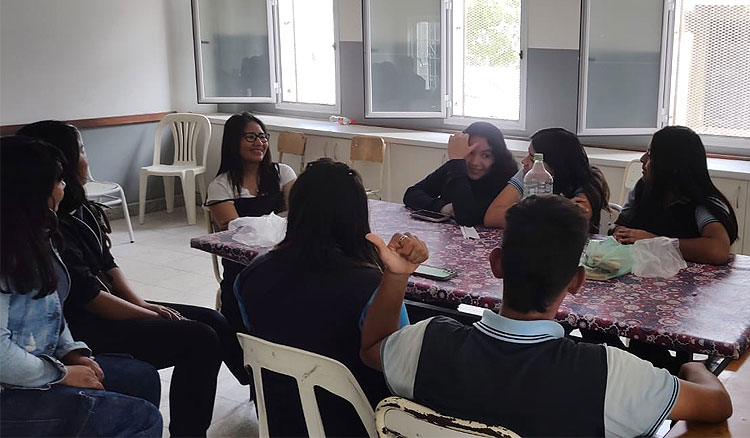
[582,237,634,281]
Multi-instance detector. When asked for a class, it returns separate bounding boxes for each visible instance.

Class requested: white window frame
[444,0,528,131]
[577,0,674,136]
[273,0,342,114]
[191,0,278,104]
[363,0,448,118]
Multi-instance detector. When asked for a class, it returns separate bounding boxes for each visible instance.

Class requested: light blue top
[0,245,90,388]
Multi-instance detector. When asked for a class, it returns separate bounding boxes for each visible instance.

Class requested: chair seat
[141,164,206,176]
[85,181,121,197]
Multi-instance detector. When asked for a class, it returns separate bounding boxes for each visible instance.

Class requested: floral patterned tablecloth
[192,200,750,358]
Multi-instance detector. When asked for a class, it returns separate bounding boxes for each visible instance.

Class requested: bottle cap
[534,153,544,161]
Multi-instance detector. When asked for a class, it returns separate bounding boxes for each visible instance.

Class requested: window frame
[273,0,342,114]
[444,0,528,131]
[363,0,449,118]
[576,0,675,136]
[190,0,278,104]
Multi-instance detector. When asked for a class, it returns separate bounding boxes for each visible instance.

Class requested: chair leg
[139,171,148,225]
[181,172,197,225]
[164,176,175,213]
[119,187,135,243]
[197,174,207,205]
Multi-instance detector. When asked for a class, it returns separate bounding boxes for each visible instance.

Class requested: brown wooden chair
[277,131,307,174]
[350,135,386,199]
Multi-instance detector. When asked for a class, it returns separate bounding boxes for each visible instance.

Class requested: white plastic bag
[228,213,287,247]
[632,237,687,278]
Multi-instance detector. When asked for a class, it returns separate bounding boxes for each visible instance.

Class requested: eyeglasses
[242,132,271,143]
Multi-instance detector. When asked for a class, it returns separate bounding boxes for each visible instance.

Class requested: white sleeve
[380,318,433,399]
[206,173,236,205]
[603,346,680,438]
[278,163,297,187]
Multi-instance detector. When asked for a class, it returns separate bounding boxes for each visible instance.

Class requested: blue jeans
[1,355,162,437]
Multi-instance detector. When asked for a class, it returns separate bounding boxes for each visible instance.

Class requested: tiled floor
[109,207,259,438]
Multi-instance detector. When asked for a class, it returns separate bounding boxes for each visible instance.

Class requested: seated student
[235,158,409,437]
[361,195,732,437]
[403,122,518,226]
[613,126,737,265]
[0,136,162,438]
[206,112,296,336]
[18,121,249,438]
[484,127,609,233]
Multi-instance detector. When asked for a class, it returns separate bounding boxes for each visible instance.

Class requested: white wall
[0,0,215,125]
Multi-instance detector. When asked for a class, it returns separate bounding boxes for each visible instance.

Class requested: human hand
[613,226,656,244]
[447,133,472,160]
[60,365,104,390]
[366,233,429,276]
[440,203,455,218]
[142,303,185,320]
[571,194,592,219]
[62,351,104,381]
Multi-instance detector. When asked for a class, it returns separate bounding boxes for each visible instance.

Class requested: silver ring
[398,235,408,244]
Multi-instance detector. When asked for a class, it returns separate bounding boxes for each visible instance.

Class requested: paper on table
[460,226,480,240]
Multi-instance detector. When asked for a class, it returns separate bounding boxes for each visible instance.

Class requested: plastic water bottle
[523,153,554,198]
[328,115,353,125]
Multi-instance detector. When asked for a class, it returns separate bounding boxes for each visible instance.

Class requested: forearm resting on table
[85,292,159,320]
[360,272,411,371]
[678,223,731,265]
[483,185,521,228]
[670,362,732,423]
[209,202,239,231]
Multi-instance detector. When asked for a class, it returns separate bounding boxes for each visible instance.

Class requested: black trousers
[69,302,249,437]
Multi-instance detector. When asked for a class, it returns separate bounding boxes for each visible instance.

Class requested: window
[364,0,446,117]
[578,0,671,135]
[276,0,339,110]
[669,0,750,139]
[450,0,525,127]
[191,0,338,108]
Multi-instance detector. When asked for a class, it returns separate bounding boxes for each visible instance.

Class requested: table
[191,200,750,359]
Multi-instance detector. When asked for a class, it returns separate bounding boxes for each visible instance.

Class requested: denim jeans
[1,355,162,437]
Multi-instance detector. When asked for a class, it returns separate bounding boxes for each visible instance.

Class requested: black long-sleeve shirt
[403,159,512,226]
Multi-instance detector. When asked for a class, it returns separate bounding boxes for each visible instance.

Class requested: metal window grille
[670,0,750,137]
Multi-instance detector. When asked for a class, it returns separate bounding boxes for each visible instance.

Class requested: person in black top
[403,122,518,226]
[613,126,738,265]
[235,159,416,437]
[484,127,610,233]
[18,121,250,438]
[206,112,296,337]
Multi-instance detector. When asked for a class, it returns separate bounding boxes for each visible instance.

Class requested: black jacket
[403,159,515,226]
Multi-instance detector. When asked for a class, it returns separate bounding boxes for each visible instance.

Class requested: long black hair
[530,127,610,232]
[217,112,280,197]
[628,126,738,242]
[17,121,86,215]
[463,121,518,184]
[273,158,382,270]
[0,136,65,298]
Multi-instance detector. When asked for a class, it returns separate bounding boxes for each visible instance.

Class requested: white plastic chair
[203,206,223,310]
[236,333,377,438]
[375,396,520,438]
[139,113,211,225]
[619,159,643,205]
[84,161,135,243]
[599,202,622,235]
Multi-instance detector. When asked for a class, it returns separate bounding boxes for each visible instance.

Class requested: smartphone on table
[413,264,457,281]
[410,209,450,223]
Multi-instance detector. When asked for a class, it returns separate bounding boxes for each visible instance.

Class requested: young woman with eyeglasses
[206,112,297,336]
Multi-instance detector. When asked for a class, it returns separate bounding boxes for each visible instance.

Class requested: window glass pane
[670,0,750,138]
[196,0,272,99]
[278,0,337,105]
[452,0,522,121]
[584,0,663,129]
[368,0,442,113]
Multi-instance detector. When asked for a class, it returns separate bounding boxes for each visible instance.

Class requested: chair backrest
[375,397,520,438]
[153,113,212,167]
[236,333,377,438]
[277,131,307,173]
[350,136,386,163]
[599,202,622,235]
[619,159,643,204]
